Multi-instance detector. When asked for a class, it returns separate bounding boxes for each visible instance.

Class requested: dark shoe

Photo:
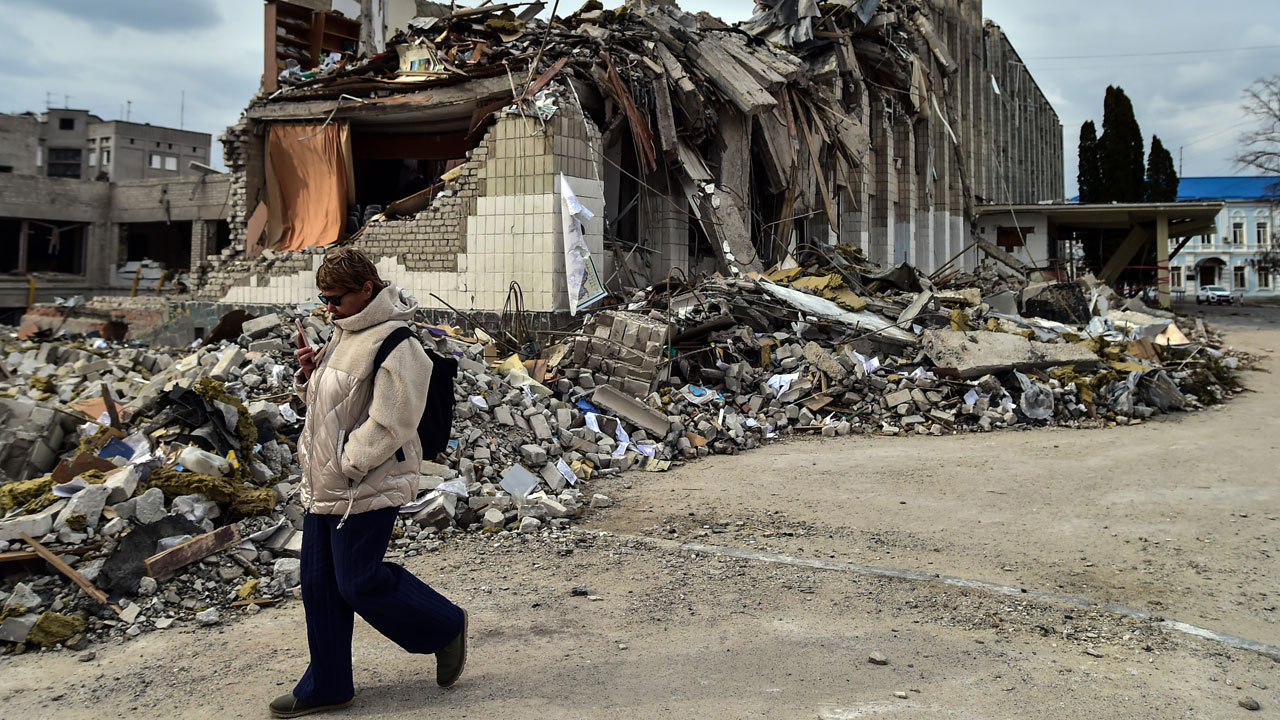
[436,609,468,687]
[269,692,352,718]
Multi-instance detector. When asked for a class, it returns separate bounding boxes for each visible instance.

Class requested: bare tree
[1237,76,1280,179]
[1238,77,1280,284]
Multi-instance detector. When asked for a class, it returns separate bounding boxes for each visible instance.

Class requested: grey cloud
[0,0,220,32]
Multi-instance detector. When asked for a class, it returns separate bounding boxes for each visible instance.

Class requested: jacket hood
[334,282,419,332]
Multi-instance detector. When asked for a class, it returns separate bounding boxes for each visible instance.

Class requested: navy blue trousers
[293,507,465,705]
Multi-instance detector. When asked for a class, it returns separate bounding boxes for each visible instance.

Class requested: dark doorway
[25,222,85,274]
[0,219,21,272]
[123,221,193,270]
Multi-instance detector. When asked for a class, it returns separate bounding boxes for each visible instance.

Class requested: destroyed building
[194,0,1063,321]
[0,110,230,316]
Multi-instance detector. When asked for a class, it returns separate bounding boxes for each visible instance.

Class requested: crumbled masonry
[0,243,1257,653]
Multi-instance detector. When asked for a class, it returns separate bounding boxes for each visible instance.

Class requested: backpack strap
[370,326,416,463]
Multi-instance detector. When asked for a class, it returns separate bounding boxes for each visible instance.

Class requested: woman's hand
[296,331,317,380]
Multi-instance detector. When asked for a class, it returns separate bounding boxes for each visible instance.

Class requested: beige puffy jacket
[295,283,432,516]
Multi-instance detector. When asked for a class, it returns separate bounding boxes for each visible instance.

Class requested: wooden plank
[0,545,99,565]
[145,525,242,579]
[19,533,121,616]
[650,68,679,158]
[599,53,657,173]
[517,55,569,102]
[797,105,839,231]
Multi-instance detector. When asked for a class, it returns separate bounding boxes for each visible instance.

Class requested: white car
[1195,285,1234,305]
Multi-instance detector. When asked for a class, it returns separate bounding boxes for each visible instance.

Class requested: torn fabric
[265,122,351,252]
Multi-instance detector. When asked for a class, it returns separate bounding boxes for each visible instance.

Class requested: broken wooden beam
[19,533,121,616]
[145,525,241,579]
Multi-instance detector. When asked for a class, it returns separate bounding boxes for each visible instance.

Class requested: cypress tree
[1077,120,1101,203]
[1145,135,1179,202]
[1098,86,1146,202]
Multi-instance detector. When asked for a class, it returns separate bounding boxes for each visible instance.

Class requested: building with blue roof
[1168,176,1278,299]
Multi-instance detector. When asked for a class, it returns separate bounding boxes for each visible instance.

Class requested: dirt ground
[1,304,1277,719]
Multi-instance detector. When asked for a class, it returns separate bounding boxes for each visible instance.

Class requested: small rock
[590,494,613,508]
[893,691,908,699]
[1239,697,1260,711]
[154,618,175,630]
[78,651,96,662]
[137,576,158,596]
[868,652,889,665]
[195,608,221,626]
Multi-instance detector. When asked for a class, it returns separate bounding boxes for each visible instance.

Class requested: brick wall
[204,92,606,315]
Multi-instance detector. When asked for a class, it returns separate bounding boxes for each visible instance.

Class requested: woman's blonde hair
[316,247,383,293]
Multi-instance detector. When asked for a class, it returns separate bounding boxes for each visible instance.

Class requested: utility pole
[180,90,185,129]
[1178,146,1184,177]
[126,100,132,122]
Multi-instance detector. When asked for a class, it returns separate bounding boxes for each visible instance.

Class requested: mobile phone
[294,318,312,350]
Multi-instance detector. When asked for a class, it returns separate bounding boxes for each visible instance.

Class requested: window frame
[149,153,163,169]
[1233,265,1247,289]
[1232,222,1245,245]
[163,155,178,171]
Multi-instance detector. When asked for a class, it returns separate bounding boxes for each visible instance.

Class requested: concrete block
[55,485,112,531]
[242,313,282,339]
[922,329,1099,379]
[0,500,66,542]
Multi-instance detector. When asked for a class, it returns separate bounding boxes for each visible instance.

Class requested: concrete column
[869,94,895,266]
[1157,212,1170,309]
[190,220,211,270]
[716,108,752,231]
[640,172,689,278]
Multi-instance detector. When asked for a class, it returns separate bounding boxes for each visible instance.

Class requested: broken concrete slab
[591,385,671,438]
[922,329,1098,379]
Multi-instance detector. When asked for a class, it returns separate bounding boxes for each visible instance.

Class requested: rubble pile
[0,250,1256,652]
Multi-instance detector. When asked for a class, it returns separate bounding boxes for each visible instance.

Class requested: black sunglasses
[317,290,351,306]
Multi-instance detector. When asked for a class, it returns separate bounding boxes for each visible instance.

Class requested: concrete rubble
[0,247,1257,653]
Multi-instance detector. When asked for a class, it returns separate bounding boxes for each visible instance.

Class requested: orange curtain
[265,122,350,252]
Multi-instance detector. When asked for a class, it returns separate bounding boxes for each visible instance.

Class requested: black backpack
[371,326,458,462]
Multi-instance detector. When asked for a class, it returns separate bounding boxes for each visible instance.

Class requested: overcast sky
[2,0,1277,197]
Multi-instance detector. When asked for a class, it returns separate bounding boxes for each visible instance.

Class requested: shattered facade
[203,0,1062,316]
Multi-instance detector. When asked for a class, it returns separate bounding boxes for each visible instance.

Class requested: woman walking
[270,247,467,718]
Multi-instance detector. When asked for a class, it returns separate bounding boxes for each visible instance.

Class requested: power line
[1025,43,1280,61]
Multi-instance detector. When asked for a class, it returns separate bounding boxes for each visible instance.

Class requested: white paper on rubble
[584,413,602,433]
[611,442,629,458]
[634,443,658,458]
[400,490,442,514]
[435,479,469,499]
[560,173,607,315]
[279,404,299,424]
[53,477,88,497]
[766,373,799,397]
[964,388,980,406]
[614,422,630,446]
[851,350,881,375]
[555,458,578,486]
[469,395,489,410]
